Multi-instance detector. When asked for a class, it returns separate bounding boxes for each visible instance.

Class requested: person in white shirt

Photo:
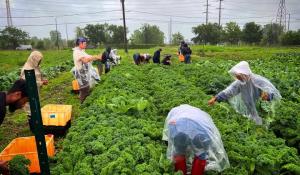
[73,37,101,103]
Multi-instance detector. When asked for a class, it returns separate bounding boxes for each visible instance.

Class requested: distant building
[16,45,32,50]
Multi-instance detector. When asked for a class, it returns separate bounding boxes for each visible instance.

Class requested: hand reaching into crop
[0,160,9,175]
[93,55,102,60]
[261,92,269,101]
[42,79,49,85]
[208,96,217,106]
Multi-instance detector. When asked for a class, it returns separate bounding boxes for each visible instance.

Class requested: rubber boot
[173,155,187,175]
[191,156,206,175]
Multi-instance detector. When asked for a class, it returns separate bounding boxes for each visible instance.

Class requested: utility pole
[206,0,209,24]
[217,0,224,26]
[169,17,172,45]
[55,17,59,50]
[276,0,287,31]
[287,13,290,31]
[6,0,13,26]
[204,0,210,25]
[120,0,128,53]
[65,24,69,48]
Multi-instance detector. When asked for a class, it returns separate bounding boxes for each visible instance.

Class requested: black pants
[79,86,90,103]
[97,63,103,76]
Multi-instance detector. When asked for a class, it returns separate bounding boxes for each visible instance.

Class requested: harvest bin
[41,104,72,135]
[179,54,184,62]
[72,79,79,93]
[0,135,55,173]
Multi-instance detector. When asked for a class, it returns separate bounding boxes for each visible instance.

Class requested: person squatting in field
[208,61,281,125]
[162,104,230,175]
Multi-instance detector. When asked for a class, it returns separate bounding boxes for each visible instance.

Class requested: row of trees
[192,21,300,45]
[75,23,165,46]
[0,21,299,50]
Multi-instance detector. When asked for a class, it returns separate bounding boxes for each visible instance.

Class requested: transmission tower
[6,0,13,27]
[276,0,287,31]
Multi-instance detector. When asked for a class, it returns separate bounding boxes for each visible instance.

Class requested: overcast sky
[0,0,299,43]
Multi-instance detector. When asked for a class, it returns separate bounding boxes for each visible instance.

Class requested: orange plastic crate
[72,79,80,91]
[179,54,184,62]
[0,135,55,173]
[41,104,72,126]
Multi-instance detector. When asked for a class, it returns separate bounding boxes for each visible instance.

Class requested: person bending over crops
[97,47,112,74]
[0,79,28,126]
[109,49,121,66]
[162,54,172,65]
[162,104,230,175]
[20,51,48,90]
[133,53,142,65]
[142,53,152,63]
[0,80,27,172]
[208,61,281,125]
[73,37,101,103]
[20,51,48,129]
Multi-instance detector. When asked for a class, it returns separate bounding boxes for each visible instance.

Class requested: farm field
[0,45,300,175]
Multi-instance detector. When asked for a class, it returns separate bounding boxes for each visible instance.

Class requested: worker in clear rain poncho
[208,61,281,125]
[162,104,230,175]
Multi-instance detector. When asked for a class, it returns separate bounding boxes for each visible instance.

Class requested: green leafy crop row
[52,54,300,175]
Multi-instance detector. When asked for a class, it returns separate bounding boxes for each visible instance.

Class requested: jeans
[184,54,191,64]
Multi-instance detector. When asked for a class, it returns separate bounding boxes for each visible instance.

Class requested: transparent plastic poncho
[71,62,99,88]
[109,49,121,65]
[162,104,230,172]
[217,61,281,125]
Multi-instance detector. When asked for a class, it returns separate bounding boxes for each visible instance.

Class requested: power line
[0,17,298,29]
[0,18,123,27]
[0,9,122,18]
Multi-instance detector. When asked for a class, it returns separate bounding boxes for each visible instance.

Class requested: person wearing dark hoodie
[133,53,142,65]
[181,43,192,64]
[162,55,172,65]
[102,47,112,73]
[153,48,162,64]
